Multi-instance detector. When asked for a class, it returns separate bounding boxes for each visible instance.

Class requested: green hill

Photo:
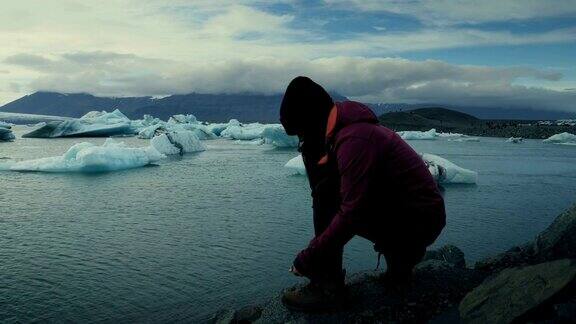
[379,107,479,131]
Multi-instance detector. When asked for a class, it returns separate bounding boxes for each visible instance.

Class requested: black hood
[280,76,334,137]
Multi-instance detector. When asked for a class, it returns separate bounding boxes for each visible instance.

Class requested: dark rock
[535,204,576,261]
[234,305,262,323]
[553,297,576,321]
[209,306,263,324]
[423,245,466,268]
[252,262,485,323]
[459,259,576,324]
[210,309,235,324]
[475,204,576,273]
[474,243,535,273]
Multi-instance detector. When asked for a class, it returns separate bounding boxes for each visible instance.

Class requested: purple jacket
[294,101,446,276]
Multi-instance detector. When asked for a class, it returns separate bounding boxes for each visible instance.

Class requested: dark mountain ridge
[379,107,576,139]
[1,91,574,122]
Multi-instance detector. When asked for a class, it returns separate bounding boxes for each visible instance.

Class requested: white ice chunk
[397,128,438,140]
[543,132,576,145]
[131,114,164,131]
[447,137,480,142]
[220,122,266,140]
[166,114,217,140]
[8,138,165,172]
[80,109,131,124]
[221,122,297,147]
[506,137,523,143]
[0,121,14,128]
[438,132,466,138]
[168,114,198,124]
[284,153,478,184]
[234,139,266,145]
[207,119,240,136]
[284,155,306,175]
[22,109,135,138]
[0,127,15,141]
[150,130,206,155]
[421,153,478,184]
[138,124,167,139]
[261,125,298,147]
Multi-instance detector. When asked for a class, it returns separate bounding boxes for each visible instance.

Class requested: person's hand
[289,265,303,277]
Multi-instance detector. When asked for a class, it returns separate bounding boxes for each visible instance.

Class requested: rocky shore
[211,204,576,323]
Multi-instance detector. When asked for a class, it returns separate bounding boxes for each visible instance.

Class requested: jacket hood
[329,101,378,140]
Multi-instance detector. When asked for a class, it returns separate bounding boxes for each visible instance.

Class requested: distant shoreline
[379,108,576,139]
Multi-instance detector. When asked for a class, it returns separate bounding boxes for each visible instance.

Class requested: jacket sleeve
[294,136,377,277]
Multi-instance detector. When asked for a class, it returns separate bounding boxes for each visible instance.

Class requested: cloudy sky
[1,0,575,111]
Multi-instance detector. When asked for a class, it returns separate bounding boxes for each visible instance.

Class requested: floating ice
[261,125,299,147]
[6,138,164,172]
[221,122,297,147]
[543,132,576,145]
[448,137,480,142]
[22,109,135,138]
[284,153,478,184]
[138,124,167,139]
[234,139,266,145]
[131,114,163,130]
[0,127,15,142]
[506,137,523,144]
[421,153,478,184]
[284,155,306,175]
[166,114,217,140]
[438,132,466,138]
[397,129,438,140]
[150,131,206,155]
[207,119,240,136]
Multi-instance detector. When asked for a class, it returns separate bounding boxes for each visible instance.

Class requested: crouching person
[279,76,446,311]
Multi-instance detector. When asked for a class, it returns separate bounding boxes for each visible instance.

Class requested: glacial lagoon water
[2,126,576,323]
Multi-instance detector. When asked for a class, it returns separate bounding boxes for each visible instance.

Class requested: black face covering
[280,76,334,139]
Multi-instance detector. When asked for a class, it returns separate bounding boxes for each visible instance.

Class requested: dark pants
[313,206,430,281]
[312,202,344,282]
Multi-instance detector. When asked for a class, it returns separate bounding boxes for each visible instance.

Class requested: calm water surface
[1,126,576,322]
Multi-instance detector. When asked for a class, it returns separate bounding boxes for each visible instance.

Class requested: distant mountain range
[0,91,349,123]
[0,91,573,122]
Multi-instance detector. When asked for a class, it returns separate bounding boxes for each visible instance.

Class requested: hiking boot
[282,280,347,312]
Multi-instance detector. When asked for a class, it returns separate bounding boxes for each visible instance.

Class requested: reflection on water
[1,127,576,322]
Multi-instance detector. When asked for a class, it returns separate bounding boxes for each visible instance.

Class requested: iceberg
[0,121,14,128]
[220,122,266,140]
[284,155,306,175]
[6,138,164,172]
[165,114,217,140]
[284,153,478,184]
[1,122,15,141]
[261,125,299,147]
[506,137,523,144]
[397,129,438,140]
[207,119,240,136]
[138,124,168,139]
[447,137,480,142]
[131,114,164,130]
[221,122,298,147]
[543,132,576,145]
[233,139,266,145]
[0,127,15,142]
[438,132,466,138]
[150,130,206,155]
[421,153,477,184]
[22,109,135,138]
